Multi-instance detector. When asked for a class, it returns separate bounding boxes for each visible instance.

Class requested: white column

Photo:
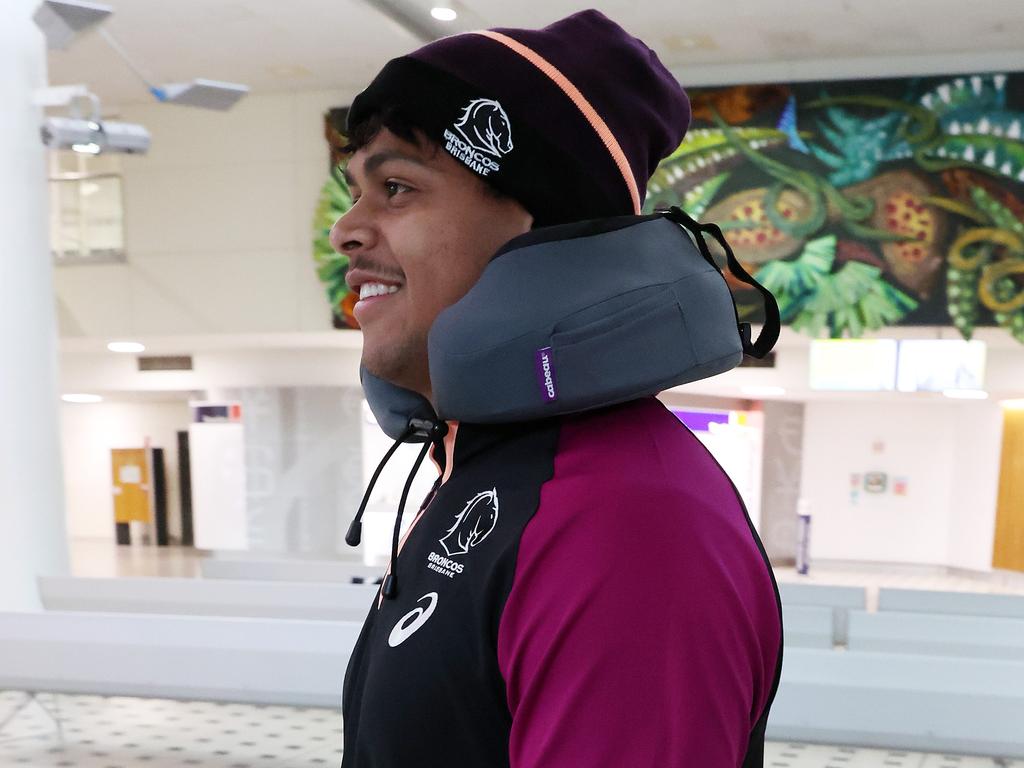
[0,0,71,610]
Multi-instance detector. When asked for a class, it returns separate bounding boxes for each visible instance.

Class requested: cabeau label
[535,347,558,403]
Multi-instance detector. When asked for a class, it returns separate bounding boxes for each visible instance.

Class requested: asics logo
[388,592,439,648]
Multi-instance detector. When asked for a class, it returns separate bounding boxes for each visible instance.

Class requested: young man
[331,9,783,767]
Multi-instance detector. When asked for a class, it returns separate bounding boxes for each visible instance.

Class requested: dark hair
[341,104,507,200]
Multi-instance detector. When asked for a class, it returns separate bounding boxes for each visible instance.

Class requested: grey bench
[777,583,866,646]
[0,611,361,707]
[781,605,834,649]
[38,576,380,622]
[848,609,1024,660]
[768,647,1024,757]
[878,588,1024,619]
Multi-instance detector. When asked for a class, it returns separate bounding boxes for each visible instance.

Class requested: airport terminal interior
[3,0,1024,766]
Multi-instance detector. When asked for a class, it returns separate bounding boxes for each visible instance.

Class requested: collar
[427,414,561,486]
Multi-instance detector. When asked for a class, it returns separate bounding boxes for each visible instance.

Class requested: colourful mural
[315,75,1024,342]
[645,72,1024,343]
[313,107,360,329]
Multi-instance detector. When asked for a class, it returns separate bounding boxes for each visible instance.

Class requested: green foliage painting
[645,73,1024,342]
[313,108,359,329]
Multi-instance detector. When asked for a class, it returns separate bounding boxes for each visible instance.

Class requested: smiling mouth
[358,282,401,300]
[354,282,402,318]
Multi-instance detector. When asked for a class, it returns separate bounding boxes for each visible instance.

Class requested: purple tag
[535,347,558,403]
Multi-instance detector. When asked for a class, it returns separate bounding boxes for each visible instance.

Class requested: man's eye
[350,180,409,204]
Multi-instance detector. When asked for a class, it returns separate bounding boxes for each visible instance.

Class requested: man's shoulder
[557,395,710,470]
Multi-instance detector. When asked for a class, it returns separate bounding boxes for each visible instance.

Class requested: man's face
[331,127,533,402]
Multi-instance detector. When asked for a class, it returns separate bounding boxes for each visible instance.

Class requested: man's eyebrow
[342,150,429,187]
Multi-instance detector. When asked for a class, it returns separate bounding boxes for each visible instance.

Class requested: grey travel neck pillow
[360,206,780,441]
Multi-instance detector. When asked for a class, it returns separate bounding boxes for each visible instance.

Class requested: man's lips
[346,267,404,293]
[353,285,401,322]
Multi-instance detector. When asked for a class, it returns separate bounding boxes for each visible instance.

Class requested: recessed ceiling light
[431,7,457,21]
[63,393,103,403]
[663,33,716,52]
[266,64,312,78]
[943,389,988,400]
[107,341,145,353]
[741,385,786,397]
[72,142,101,154]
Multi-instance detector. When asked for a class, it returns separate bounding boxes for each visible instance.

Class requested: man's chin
[360,339,420,393]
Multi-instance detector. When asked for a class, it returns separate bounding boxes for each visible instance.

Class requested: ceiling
[45,0,1024,110]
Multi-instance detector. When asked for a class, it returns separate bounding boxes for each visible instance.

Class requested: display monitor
[808,339,898,391]
[895,339,986,392]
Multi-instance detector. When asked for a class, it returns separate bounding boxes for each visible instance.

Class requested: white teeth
[359,282,400,300]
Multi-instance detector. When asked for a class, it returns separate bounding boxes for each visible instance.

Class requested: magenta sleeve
[496,398,781,767]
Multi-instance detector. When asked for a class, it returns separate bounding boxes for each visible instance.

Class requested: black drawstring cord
[345,423,416,547]
[345,415,449,601]
[381,439,432,601]
[381,418,449,601]
[657,205,781,359]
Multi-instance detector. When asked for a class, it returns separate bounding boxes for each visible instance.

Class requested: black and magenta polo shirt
[341,395,783,767]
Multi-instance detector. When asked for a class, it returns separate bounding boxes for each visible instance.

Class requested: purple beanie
[346,9,691,227]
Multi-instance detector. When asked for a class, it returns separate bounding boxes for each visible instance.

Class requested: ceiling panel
[44,0,1024,108]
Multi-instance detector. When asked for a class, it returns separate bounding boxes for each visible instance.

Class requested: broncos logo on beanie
[453,99,514,158]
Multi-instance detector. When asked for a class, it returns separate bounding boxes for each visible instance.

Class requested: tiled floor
[0,691,342,767]
[764,742,1024,767]
[1,691,1021,768]
[69,540,206,580]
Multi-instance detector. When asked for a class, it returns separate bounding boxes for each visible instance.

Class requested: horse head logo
[439,488,499,557]
[452,99,514,158]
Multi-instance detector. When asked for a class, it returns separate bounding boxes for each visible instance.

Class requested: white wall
[207,386,365,557]
[53,89,348,339]
[948,403,1004,571]
[799,401,1001,570]
[61,399,190,541]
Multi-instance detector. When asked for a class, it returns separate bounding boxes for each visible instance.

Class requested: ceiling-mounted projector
[33,0,111,50]
[38,88,149,155]
[40,116,150,154]
[34,0,249,111]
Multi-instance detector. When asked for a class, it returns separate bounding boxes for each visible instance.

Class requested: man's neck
[428,420,459,486]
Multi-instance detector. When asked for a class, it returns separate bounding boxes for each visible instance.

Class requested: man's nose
[330,206,375,255]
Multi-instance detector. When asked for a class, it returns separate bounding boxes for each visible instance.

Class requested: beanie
[345,9,691,227]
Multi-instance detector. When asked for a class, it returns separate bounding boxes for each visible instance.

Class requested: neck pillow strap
[657,205,780,359]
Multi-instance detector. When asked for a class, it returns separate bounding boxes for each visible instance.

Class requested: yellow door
[111,448,152,524]
[993,407,1024,572]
